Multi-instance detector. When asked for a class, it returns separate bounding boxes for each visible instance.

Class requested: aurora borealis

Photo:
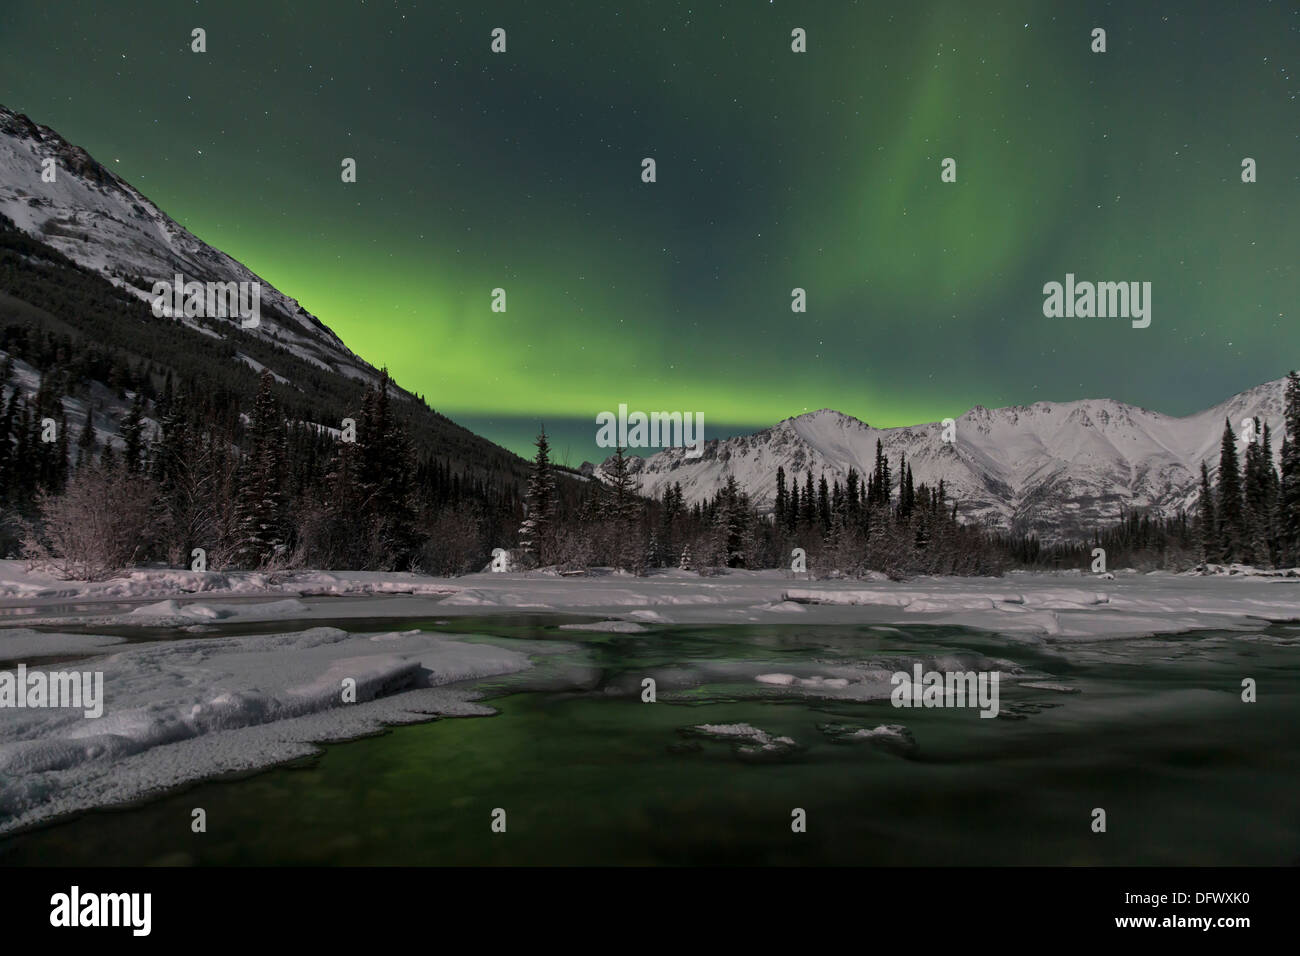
[0,1,1296,461]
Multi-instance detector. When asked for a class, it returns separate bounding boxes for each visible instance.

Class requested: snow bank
[625,609,670,623]
[125,597,311,624]
[414,569,1300,641]
[7,560,1300,641]
[752,601,807,613]
[1195,563,1300,578]
[0,629,125,661]
[0,626,533,833]
[0,561,458,603]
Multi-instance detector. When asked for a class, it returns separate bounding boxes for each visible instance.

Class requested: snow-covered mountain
[0,104,545,489]
[592,380,1290,541]
[0,105,374,384]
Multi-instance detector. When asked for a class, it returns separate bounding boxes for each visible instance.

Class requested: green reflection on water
[2,618,1297,866]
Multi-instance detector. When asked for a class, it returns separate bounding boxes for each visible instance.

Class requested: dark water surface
[2,616,1297,865]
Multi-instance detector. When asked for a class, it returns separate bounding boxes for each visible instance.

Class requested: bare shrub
[23,462,156,580]
[551,526,594,572]
[417,505,486,576]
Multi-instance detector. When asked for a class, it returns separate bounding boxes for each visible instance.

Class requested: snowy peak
[599,378,1292,542]
[0,104,373,384]
[0,110,119,190]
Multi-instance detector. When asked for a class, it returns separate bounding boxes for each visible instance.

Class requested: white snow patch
[849,724,910,740]
[7,562,1300,642]
[0,629,125,660]
[756,672,850,689]
[0,626,534,833]
[625,609,670,623]
[126,598,310,623]
[1020,682,1081,693]
[691,722,797,753]
[753,601,807,613]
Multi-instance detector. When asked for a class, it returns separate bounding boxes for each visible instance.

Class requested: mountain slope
[0,105,368,382]
[596,381,1289,541]
[0,104,540,485]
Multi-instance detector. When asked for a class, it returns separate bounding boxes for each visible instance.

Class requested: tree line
[514,372,1300,578]
[11,363,1300,580]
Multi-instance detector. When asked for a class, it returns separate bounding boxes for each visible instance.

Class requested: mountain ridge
[0,104,371,382]
[0,102,547,491]
[589,378,1290,542]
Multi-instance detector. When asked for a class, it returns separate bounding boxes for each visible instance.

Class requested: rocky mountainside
[0,105,372,382]
[0,104,547,487]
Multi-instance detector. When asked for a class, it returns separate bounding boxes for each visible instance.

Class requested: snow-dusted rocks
[819,722,918,756]
[683,723,801,758]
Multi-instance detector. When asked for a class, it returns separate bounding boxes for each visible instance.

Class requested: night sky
[1,1,1296,463]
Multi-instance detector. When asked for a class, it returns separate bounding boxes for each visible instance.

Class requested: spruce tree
[76,406,95,469]
[660,481,683,558]
[1280,371,1300,565]
[323,426,366,567]
[600,446,642,569]
[871,440,892,508]
[12,400,33,504]
[1198,460,1216,563]
[1261,423,1280,565]
[846,467,861,520]
[518,426,557,565]
[0,388,13,504]
[817,473,830,533]
[234,371,287,567]
[1216,419,1244,563]
[121,392,145,473]
[602,446,640,523]
[801,469,815,527]
[356,369,418,568]
[1242,418,1276,566]
[774,466,787,528]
